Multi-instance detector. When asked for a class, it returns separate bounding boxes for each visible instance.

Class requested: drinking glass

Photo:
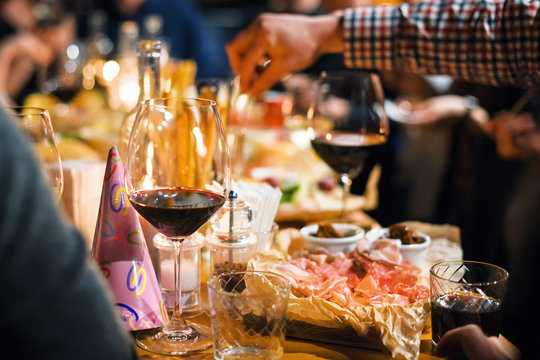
[430,260,509,346]
[125,97,231,354]
[307,70,389,220]
[208,270,291,360]
[5,106,64,201]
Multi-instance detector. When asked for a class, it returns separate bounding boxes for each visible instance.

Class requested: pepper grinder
[206,190,256,276]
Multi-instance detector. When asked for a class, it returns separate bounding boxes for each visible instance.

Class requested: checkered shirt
[343,0,540,88]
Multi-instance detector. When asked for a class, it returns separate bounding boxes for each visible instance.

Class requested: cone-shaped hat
[92,146,168,330]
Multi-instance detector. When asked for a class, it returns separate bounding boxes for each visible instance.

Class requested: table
[134,312,518,360]
[134,318,440,359]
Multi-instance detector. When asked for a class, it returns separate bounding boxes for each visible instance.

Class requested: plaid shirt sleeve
[343,0,540,87]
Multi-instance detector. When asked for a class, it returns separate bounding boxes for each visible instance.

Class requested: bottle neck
[137,40,161,102]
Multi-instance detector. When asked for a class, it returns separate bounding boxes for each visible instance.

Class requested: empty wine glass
[307,70,389,220]
[125,97,231,355]
[4,106,64,201]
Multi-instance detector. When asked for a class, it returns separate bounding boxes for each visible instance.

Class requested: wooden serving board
[286,320,383,352]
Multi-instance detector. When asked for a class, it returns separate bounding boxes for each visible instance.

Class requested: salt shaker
[206,191,256,276]
[153,232,204,317]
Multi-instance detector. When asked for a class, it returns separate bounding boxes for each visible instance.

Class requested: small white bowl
[365,227,431,267]
[300,223,365,254]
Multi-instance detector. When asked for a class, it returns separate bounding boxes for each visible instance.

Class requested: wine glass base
[136,322,213,355]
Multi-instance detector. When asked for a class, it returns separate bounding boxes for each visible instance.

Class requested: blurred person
[78,0,230,78]
[0,106,138,358]
[226,0,540,357]
[0,0,77,104]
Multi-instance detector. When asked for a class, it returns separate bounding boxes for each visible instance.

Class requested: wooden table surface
[134,312,441,360]
[135,319,519,360]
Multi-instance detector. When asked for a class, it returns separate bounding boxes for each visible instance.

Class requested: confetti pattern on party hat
[92,146,168,330]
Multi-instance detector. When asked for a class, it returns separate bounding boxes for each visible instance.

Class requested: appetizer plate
[300,223,365,254]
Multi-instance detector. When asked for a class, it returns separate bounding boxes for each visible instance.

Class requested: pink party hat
[92,146,168,331]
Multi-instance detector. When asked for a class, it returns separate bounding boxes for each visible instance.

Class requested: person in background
[226,1,540,358]
[0,106,138,358]
[0,0,76,105]
[77,0,230,79]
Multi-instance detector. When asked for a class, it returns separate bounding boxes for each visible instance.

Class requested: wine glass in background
[4,106,64,202]
[125,97,230,355]
[307,70,389,220]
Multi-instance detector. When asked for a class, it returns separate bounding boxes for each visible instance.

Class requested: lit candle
[160,258,199,292]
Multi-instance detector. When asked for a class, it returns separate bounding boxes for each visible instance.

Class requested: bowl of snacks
[300,222,365,254]
[365,223,431,267]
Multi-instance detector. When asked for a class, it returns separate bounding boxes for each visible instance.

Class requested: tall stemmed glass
[125,97,231,355]
[307,70,389,220]
[5,106,64,202]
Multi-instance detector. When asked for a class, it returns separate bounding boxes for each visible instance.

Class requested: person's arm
[343,0,540,87]
[227,0,540,97]
[0,32,53,97]
[226,11,344,97]
[0,109,138,359]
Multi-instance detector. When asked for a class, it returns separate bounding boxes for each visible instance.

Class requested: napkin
[91,146,168,331]
[60,158,106,249]
[232,180,282,251]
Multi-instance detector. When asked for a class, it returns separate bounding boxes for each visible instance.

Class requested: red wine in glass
[311,131,387,178]
[308,70,389,220]
[130,188,226,239]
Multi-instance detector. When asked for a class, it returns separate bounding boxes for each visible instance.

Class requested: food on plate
[388,223,426,245]
[254,237,429,308]
[290,244,428,308]
[57,136,101,160]
[317,176,337,192]
[313,222,341,238]
[300,223,365,254]
[23,92,60,114]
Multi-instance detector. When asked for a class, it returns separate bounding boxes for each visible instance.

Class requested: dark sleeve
[0,110,138,359]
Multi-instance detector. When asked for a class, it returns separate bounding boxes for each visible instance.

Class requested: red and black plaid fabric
[343,0,540,88]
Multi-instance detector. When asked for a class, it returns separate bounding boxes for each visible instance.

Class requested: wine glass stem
[340,174,351,221]
[171,240,188,329]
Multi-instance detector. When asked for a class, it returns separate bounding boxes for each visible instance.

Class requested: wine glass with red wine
[308,70,389,220]
[125,97,230,355]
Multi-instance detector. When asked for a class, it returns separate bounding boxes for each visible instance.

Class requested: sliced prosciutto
[285,238,429,308]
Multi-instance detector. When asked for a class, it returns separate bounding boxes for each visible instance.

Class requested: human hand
[1,32,54,67]
[404,95,488,126]
[482,111,537,160]
[226,12,343,98]
[0,32,54,95]
[434,324,516,360]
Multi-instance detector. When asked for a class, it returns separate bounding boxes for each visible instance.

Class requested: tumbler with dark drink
[431,290,503,344]
[429,261,509,346]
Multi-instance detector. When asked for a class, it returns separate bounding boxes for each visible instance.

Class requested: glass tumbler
[208,271,291,360]
[430,260,509,346]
